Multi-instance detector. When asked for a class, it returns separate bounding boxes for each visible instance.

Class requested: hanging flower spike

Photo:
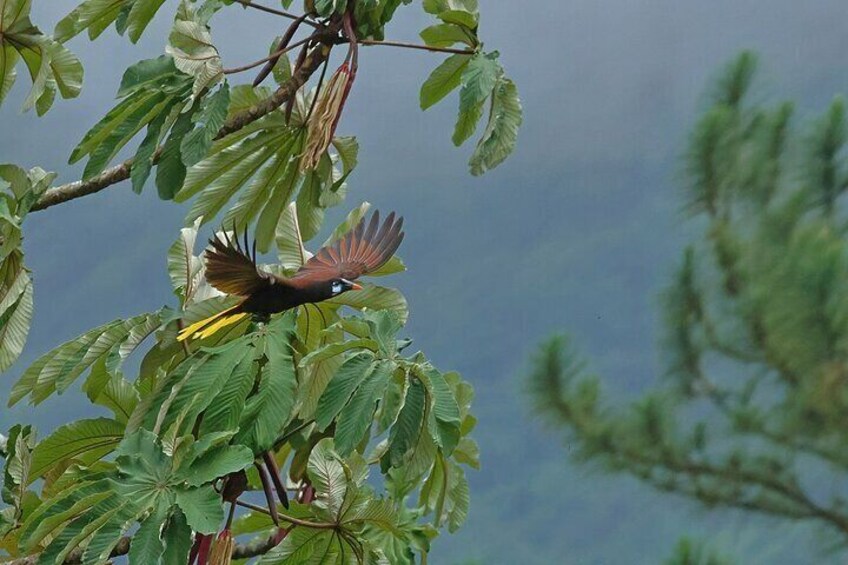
[208,529,235,565]
[300,62,353,171]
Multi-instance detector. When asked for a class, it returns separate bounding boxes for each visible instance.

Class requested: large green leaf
[82,363,139,423]
[196,350,256,437]
[23,429,253,561]
[0,165,54,372]
[223,131,305,252]
[161,508,192,565]
[386,379,426,469]
[416,364,461,455]
[55,0,127,43]
[0,268,32,372]
[155,100,198,200]
[180,131,286,223]
[469,76,522,176]
[166,0,223,98]
[335,360,394,456]
[299,338,380,368]
[306,439,348,517]
[70,55,192,181]
[276,202,311,270]
[423,0,478,17]
[420,23,474,48]
[180,82,230,167]
[126,498,167,564]
[125,0,167,42]
[232,314,298,452]
[166,217,212,306]
[2,425,34,523]
[262,440,404,562]
[315,353,376,432]
[174,486,223,533]
[29,418,124,483]
[142,337,255,435]
[9,310,164,406]
[420,53,471,111]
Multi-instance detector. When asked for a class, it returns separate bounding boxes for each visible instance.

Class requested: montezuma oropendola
[177,210,404,341]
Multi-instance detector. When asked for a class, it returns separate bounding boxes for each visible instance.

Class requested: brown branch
[8,500,335,564]
[359,38,475,55]
[8,531,281,564]
[30,39,335,213]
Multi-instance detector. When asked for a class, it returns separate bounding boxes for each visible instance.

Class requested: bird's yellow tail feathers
[177,305,249,341]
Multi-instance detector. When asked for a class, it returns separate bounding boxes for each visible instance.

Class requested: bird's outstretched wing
[293,211,404,283]
[205,229,276,296]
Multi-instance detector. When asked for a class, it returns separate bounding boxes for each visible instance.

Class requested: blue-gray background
[3,1,848,563]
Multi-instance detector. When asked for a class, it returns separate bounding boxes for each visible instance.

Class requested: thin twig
[234,0,319,27]
[359,38,475,55]
[224,35,315,75]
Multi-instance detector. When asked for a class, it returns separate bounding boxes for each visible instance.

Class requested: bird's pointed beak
[341,279,363,291]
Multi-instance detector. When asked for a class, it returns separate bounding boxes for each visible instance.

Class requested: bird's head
[330,278,362,296]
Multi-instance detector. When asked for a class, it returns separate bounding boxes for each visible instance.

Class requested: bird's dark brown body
[178,210,404,341]
[238,277,334,315]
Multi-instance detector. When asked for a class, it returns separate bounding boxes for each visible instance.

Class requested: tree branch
[30,40,335,213]
[7,531,285,565]
[611,445,848,538]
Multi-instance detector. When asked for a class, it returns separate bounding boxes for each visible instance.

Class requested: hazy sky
[3,1,848,563]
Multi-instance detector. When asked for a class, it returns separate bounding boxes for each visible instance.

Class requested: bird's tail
[177,304,249,342]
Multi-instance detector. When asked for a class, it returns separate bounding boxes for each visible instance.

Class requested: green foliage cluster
[663,538,732,565]
[0,0,83,115]
[0,0,519,562]
[529,52,848,555]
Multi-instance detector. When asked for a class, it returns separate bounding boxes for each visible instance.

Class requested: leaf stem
[234,499,337,529]
[358,39,475,55]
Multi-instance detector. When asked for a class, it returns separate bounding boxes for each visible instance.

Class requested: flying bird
[177,211,404,341]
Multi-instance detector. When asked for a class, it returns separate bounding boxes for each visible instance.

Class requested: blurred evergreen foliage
[530,51,848,557]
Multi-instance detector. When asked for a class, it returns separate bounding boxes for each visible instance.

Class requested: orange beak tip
[351,282,363,291]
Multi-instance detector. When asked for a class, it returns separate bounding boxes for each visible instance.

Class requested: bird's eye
[331,281,343,294]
